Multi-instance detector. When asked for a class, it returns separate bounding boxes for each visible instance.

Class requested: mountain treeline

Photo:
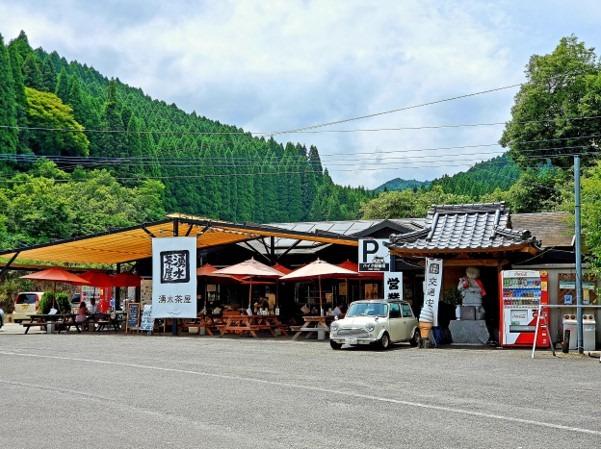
[0,31,372,239]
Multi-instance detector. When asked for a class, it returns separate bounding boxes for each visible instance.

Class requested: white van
[12,292,44,323]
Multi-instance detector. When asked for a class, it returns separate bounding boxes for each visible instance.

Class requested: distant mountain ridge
[375,154,520,196]
[374,178,431,192]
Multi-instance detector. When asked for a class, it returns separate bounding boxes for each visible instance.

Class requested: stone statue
[457,267,487,318]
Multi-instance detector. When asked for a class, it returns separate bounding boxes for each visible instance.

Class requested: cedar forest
[2,32,601,267]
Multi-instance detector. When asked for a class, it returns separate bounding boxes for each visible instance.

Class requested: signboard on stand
[358,239,390,272]
[384,272,403,301]
[140,304,154,333]
[152,237,197,319]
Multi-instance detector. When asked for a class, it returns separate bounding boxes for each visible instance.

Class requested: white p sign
[358,239,390,272]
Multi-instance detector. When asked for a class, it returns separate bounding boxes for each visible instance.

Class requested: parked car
[70,293,81,313]
[329,299,420,350]
[12,292,44,323]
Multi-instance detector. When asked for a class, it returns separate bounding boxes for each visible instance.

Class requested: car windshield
[346,302,388,317]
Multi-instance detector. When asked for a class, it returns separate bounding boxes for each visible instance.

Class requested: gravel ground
[0,325,599,449]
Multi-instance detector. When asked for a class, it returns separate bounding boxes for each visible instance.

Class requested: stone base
[449,319,489,345]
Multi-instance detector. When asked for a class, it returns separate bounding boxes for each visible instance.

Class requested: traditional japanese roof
[511,212,573,248]
[387,202,540,255]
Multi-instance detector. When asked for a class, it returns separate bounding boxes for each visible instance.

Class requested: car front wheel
[378,332,391,350]
[330,340,342,350]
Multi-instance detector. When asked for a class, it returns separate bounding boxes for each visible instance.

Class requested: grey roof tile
[389,202,539,252]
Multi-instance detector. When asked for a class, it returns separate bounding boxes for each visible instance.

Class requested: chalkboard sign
[126,302,140,333]
[140,304,154,333]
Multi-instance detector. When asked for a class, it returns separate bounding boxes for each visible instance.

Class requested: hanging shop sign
[358,238,390,272]
[152,237,197,319]
[421,258,443,326]
[384,272,403,301]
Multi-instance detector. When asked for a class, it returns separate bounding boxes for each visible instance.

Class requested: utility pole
[574,155,584,354]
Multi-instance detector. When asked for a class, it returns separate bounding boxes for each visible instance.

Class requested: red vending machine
[499,270,549,348]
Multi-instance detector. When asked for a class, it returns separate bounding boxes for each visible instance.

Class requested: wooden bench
[22,322,47,333]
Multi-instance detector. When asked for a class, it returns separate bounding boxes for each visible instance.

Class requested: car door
[401,302,416,340]
[387,302,403,342]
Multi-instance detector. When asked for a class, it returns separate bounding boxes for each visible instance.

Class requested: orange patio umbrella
[213,258,284,310]
[280,259,356,316]
[21,268,90,311]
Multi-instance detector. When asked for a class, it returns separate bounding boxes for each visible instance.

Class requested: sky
[1,0,601,188]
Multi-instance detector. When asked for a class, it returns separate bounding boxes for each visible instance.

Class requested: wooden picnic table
[93,312,125,332]
[22,313,81,334]
[292,315,333,340]
[219,311,287,337]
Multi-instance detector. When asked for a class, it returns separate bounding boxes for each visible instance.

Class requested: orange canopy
[21,268,90,284]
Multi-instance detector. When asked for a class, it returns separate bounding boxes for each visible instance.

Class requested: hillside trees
[0,34,18,155]
[24,87,90,156]
[500,36,601,168]
[0,30,372,231]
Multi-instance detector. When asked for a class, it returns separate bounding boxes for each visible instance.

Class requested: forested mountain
[373,178,430,193]
[0,31,372,238]
[431,155,520,197]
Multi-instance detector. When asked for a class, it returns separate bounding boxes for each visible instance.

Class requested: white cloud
[1,0,600,188]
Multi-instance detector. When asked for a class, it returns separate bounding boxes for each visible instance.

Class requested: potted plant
[442,288,463,320]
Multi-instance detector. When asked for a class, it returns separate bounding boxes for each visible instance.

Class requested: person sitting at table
[310,305,319,315]
[75,302,89,330]
[332,303,344,319]
[300,303,310,315]
[88,298,98,316]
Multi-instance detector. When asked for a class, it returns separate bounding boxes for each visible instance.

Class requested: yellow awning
[0,217,358,266]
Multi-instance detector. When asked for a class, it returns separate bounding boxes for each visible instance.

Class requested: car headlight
[330,323,339,331]
[365,323,375,332]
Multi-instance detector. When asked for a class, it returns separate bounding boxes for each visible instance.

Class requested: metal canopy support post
[277,239,302,261]
[115,263,122,310]
[0,251,20,280]
[141,226,156,238]
[171,220,179,336]
[574,155,584,354]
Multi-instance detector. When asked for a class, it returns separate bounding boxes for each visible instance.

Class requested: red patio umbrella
[111,272,141,287]
[272,263,292,275]
[213,258,284,310]
[280,259,357,316]
[80,271,115,287]
[21,268,90,311]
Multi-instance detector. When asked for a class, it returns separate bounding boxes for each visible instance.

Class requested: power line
[269,84,523,135]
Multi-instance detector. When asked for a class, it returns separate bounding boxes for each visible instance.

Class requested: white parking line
[1,350,599,437]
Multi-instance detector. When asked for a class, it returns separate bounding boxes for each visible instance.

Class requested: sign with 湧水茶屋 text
[152,237,197,319]
[384,272,403,301]
[420,258,442,326]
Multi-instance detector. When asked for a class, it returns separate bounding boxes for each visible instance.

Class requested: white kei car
[329,300,419,350]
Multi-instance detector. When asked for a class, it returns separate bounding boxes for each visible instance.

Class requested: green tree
[0,34,18,155]
[40,57,57,92]
[22,53,43,89]
[24,87,90,156]
[500,36,600,168]
[361,186,469,219]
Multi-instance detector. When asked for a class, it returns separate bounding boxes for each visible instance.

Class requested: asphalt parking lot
[0,325,599,449]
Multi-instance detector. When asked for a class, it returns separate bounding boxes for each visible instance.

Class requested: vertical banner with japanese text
[384,272,403,301]
[152,237,197,319]
[421,258,443,326]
